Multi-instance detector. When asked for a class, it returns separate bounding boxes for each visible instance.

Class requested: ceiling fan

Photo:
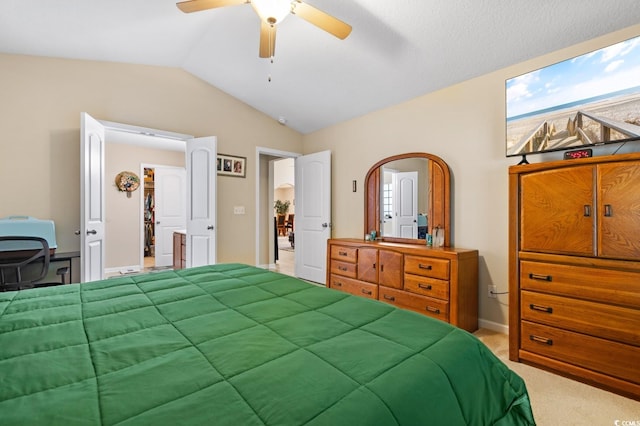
[176,0,352,58]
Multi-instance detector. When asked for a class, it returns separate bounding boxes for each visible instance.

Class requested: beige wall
[0,54,303,265]
[302,24,640,328]
[274,187,295,216]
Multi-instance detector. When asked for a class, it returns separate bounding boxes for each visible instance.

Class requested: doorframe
[255,147,301,269]
[83,116,194,280]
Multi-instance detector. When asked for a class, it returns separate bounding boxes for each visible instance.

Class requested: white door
[80,113,106,282]
[393,171,418,239]
[186,137,217,268]
[154,166,187,267]
[295,150,331,284]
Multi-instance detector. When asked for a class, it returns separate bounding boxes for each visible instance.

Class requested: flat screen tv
[506,35,640,159]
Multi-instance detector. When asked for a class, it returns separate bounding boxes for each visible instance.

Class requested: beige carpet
[474,329,640,425]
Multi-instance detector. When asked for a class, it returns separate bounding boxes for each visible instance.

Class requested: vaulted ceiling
[1,1,639,133]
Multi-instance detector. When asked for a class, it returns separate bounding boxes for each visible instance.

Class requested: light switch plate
[233,206,245,215]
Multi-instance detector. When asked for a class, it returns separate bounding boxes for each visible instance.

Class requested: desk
[50,251,80,284]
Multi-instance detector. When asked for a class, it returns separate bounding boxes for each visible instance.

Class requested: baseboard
[478,318,509,334]
[257,263,277,270]
[105,265,142,275]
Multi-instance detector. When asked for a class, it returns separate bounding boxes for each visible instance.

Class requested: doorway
[255,147,332,284]
[274,158,295,276]
[255,148,300,275]
[143,167,155,269]
[81,113,217,282]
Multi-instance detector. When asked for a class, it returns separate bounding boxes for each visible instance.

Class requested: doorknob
[322,223,328,228]
[156,221,161,225]
[74,230,81,235]
[207,225,214,230]
[86,230,97,235]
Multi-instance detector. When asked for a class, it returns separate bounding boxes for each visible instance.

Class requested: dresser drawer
[379,287,449,322]
[330,260,357,278]
[521,321,640,385]
[522,291,640,346]
[329,275,377,300]
[330,246,358,263]
[404,274,449,300]
[520,260,640,308]
[405,256,449,280]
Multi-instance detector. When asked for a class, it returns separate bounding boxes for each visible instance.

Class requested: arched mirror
[364,152,451,246]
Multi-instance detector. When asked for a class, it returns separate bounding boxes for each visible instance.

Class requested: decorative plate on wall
[115,171,140,198]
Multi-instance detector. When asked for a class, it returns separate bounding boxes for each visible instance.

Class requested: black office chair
[0,236,68,291]
[285,213,294,233]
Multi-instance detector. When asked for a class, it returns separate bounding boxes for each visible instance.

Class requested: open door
[82,114,215,279]
[294,150,331,284]
[393,171,418,238]
[80,113,106,282]
[154,166,187,267]
[186,137,217,267]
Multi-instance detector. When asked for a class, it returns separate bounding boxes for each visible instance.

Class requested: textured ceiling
[1,0,639,134]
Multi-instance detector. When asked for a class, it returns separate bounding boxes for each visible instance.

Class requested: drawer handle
[604,204,613,217]
[426,306,440,314]
[583,204,591,217]
[334,281,342,287]
[418,264,433,270]
[418,283,433,290]
[529,304,553,314]
[338,251,348,256]
[529,334,553,345]
[361,289,372,295]
[529,273,552,282]
[338,266,348,271]
[383,294,395,301]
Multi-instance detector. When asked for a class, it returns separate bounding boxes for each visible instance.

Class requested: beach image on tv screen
[506,35,640,157]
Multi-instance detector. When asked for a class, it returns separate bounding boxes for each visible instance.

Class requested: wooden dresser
[326,239,479,332]
[509,153,640,400]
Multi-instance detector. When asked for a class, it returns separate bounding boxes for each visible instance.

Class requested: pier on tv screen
[506,35,640,158]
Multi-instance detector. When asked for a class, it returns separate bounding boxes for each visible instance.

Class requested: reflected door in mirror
[381,170,419,239]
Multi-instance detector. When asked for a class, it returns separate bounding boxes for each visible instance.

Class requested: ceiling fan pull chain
[268,26,274,82]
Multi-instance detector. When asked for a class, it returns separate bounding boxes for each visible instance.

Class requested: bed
[0,264,535,425]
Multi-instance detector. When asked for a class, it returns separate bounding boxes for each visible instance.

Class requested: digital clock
[563,148,592,160]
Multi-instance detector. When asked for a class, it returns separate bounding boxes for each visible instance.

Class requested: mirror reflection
[380,158,429,239]
[364,152,450,247]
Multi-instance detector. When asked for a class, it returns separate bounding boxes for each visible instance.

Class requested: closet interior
[144,168,155,264]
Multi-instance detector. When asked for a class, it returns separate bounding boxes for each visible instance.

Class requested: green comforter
[0,264,535,425]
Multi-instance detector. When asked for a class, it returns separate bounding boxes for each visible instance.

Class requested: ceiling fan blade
[259,21,277,58]
[176,0,247,14]
[292,1,352,40]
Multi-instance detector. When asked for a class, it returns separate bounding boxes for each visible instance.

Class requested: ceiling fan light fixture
[251,0,291,25]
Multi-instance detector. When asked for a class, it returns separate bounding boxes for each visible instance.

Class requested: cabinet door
[378,250,403,288]
[173,233,182,270]
[520,166,594,255]
[598,161,640,259]
[357,248,378,283]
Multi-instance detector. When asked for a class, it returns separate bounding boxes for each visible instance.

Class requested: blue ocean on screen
[507,85,640,123]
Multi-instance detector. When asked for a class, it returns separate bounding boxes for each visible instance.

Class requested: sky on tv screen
[506,35,640,120]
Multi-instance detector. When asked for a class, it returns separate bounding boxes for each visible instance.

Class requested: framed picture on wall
[217,154,246,178]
